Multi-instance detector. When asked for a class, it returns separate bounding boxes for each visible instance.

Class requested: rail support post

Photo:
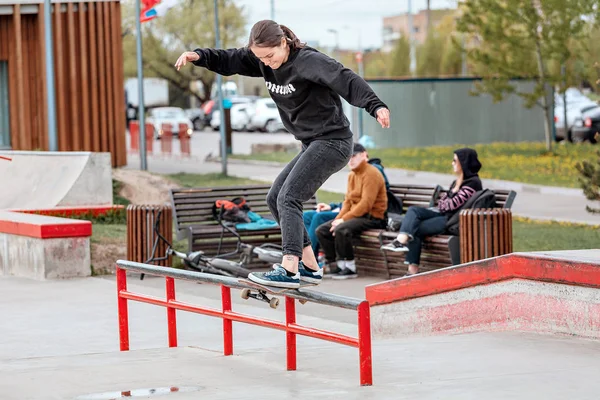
[285,296,297,371]
[357,300,372,386]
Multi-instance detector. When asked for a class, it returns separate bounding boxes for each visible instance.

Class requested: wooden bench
[353,183,442,278]
[171,185,317,269]
[355,186,516,279]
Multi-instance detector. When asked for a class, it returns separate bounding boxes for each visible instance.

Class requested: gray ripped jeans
[266,137,353,257]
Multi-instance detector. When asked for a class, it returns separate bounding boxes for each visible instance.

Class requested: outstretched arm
[175,47,262,77]
[297,51,390,128]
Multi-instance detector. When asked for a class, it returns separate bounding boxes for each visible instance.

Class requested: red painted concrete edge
[0,216,92,239]
[12,205,124,217]
[365,254,600,306]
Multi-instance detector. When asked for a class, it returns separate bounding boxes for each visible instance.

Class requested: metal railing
[115,260,373,386]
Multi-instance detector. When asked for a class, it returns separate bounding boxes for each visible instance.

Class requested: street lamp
[407,0,416,75]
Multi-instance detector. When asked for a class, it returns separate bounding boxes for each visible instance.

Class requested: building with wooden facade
[0,0,126,167]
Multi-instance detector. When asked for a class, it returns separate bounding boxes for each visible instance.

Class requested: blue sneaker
[248,264,300,288]
[298,261,323,284]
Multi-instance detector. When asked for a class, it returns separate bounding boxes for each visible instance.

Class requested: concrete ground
[1,274,600,400]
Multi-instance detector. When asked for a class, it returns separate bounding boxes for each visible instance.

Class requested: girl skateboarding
[175,20,390,288]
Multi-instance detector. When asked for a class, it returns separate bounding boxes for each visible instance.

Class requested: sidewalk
[126,154,600,226]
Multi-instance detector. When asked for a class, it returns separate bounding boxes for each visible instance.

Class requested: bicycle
[139,208,283,280]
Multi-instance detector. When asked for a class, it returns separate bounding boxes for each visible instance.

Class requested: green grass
[513,218,600,252]
[91,224,127,244]
[231,142,600,188]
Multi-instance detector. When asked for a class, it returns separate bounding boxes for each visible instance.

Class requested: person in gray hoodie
[381,148,483,275]
[175,20,391,288]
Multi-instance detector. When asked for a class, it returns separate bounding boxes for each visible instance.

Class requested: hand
[329,218,344,234]
[316,203,331,212]
[376,108,390,128]
[175,51,200,71]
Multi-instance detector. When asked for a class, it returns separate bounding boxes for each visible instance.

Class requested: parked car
[554,89,598,141]
[146,107,193,140]
[571,107,600,144]
[184,108,205,131]
[210,103,252,131]
[246,97,285,133]
[201,95,259,127]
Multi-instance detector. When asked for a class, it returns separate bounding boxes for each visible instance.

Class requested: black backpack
[211,197,252,224]
[386,192,404,231]
[445,189,498,235]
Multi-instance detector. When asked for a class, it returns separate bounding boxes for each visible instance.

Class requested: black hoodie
[192,46,387,142]
[437,148,483,216]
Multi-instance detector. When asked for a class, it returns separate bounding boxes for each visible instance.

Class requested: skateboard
[238,279,316,309]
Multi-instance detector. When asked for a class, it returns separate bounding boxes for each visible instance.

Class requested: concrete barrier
[366,250,600,339]
[0,211,92,280]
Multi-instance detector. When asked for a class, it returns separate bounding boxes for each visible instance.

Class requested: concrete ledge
[0,211,91,280]
[367,250,600,339]
[371,279,600,339]
[365,251,600,306]
[0,211,91,239]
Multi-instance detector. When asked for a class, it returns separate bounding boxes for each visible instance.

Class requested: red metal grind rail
[115,260,373,386]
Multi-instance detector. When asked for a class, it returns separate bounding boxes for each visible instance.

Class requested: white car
[210,103,252,131]
[147,107,193,140]
[246,98,285,133]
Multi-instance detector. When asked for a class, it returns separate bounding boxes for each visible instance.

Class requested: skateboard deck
[238,279,316,308]
[239,279,316,294]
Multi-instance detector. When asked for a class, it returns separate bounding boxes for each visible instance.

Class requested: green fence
[352,78,553,148]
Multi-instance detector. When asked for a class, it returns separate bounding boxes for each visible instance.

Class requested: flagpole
[44,0,58,151]
[136,0,148,171]
[214,0,227,175]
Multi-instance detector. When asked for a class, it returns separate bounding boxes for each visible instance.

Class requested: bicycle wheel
[183,257,235,277]
[209,258,252,278]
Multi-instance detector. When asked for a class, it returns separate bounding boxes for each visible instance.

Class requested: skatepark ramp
[366,250,600,339]
[115,260,373,386]
[0,151,112,210]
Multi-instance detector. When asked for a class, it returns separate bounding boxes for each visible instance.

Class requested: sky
[233,0,458,50]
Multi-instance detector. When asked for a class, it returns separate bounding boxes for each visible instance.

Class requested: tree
[576,151,600,213]
[389,34,411,77]
[121,0,247,105]
[576,64,600,214]
[582,26,600,91]
[416,31,445,77]
[364,51,392,78]
[438,15,465,76]
[440,36,464,76]
[456,0,600,151]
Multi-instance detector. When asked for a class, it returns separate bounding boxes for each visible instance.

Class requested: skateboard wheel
[270,297,279,309]
[299,299,308,305]
[241,288,250,300]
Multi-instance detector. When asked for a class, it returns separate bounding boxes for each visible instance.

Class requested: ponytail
[279,24,305,50]
[248,20,305,50]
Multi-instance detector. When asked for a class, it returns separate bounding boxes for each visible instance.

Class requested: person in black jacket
[381,148,483,275]
[175,20,391,288]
